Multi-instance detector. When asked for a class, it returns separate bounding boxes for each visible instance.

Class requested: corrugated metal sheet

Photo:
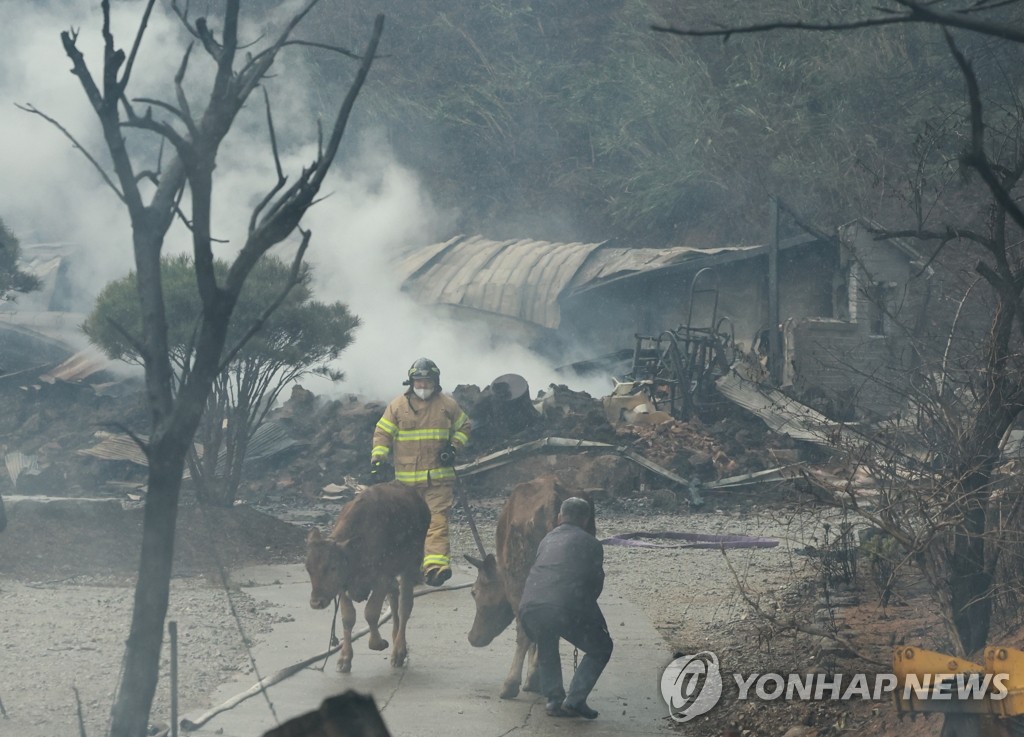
[398,236,608,329]
[40,350,113,384]
[397,235,821,329]
[77,433,150,466]
[220,421,303,465]
[567,244,761,290]
[77,422,301,472]
[715,365,879,453]
[5,452,40,486]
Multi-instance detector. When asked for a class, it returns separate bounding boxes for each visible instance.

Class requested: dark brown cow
[466,476,595,699]
[305,482,430,672]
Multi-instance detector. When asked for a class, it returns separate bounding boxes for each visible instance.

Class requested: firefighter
[371,358,471,587]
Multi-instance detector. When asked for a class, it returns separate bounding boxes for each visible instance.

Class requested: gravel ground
[0,487,841,737]
[1,575,282,737]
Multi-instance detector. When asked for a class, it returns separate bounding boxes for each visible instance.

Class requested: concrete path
[181,563,676,736]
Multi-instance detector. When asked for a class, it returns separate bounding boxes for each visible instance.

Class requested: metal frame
[628,268,737,418]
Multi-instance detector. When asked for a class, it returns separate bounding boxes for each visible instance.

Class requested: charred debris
[0,344,842,514]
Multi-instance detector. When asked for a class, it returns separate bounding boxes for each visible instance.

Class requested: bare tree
[656,0,1024,657]
[22,2,383,735]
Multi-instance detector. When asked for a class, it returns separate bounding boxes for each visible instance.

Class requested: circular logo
[661,651,724,722]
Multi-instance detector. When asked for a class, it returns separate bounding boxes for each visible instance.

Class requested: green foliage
[83,254,358,372]
[0,218,41,297]
[85,254,359,506]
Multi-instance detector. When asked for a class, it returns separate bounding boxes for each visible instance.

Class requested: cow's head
[305,528,353,609]
[465,553,514,647]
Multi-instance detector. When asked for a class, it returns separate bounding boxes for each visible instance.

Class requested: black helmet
[405,357,441,385]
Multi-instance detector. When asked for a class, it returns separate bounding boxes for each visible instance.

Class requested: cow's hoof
[390,650,408,668]
[523,675,540,693]
[368,635,389,651]
[337,659,352,674]
[499,682,520,700]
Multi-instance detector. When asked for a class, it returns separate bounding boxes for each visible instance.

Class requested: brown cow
[305,482,430,672]
[466,476,595,699]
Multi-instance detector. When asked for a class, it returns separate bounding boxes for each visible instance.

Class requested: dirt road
[0,490,825,737]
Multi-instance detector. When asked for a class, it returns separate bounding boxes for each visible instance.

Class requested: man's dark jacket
[518,523,604,617]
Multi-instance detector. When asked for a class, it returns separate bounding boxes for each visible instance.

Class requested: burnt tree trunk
[945,279,1024,655]
[49,5,384,735]
[109,441,187,734]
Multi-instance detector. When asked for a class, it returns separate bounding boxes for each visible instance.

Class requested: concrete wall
[787,318,916,418]
[786,222,928,418]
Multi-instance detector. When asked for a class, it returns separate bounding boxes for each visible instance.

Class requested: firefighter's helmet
[406,357,441,386]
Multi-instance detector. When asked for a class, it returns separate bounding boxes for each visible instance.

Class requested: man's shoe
[561,701,599,719]
[545,699,570,717]
[423,567,452,587]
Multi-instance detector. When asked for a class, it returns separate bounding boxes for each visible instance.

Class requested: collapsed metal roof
[77,421,303,473]
[397,236,607,329]
[396,235,786,329]
[40,350,114,385]
[395,234,827,329]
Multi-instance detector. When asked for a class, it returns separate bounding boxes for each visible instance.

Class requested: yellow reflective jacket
[371,391,471,486]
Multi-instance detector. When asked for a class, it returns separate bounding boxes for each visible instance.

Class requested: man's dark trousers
[520,604,613,705]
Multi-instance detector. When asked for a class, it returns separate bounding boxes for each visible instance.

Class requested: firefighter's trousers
[412,483,453,573]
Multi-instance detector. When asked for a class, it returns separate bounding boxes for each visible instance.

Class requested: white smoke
[0,1,611,403]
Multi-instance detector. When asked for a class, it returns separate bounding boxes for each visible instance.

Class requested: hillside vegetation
[266,0,1024,244]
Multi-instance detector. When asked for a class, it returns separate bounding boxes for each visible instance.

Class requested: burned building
[397,220,931,419]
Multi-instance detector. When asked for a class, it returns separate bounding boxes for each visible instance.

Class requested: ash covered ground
[0,378,944,737]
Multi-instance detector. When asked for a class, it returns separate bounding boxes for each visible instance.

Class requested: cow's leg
[388,580,400,646]
[364,585,390,651]
[390,571,415,668]
[500,619,531,699]
[337,594,356,674]
[523,642,540,693]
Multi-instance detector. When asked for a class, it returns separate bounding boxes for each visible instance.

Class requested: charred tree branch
[219,230,311,372]
[946,31,1024,232]
[121,0,158,92]
[15,104,125,203]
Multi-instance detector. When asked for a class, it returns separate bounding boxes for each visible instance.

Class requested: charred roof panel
[566,244,762,294]
[399,237,608,329]
[398,234,829,330]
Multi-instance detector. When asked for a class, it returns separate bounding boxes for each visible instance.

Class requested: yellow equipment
[893,645,1024,737]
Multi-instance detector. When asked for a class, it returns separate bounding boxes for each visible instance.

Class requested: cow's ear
[307,528,323,544]
[464,554,484,569]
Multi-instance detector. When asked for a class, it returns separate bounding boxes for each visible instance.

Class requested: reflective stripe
[396,428,451,441]
[422,554,450,569]
[394,467,456,484]
[371,445,390,459]
[376,417,398,436]
[452,431,469,446]
[453,412,469,431]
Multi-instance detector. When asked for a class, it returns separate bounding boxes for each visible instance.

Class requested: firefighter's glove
[437,444,457,467]
[370,459,385,477]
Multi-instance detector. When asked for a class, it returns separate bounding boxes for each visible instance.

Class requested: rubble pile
[0,369,814,509]
[622,409,801,483]
[0,377,150,494]
[243,388,383,502]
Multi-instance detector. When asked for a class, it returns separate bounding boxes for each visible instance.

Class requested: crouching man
[518,496,613,719]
